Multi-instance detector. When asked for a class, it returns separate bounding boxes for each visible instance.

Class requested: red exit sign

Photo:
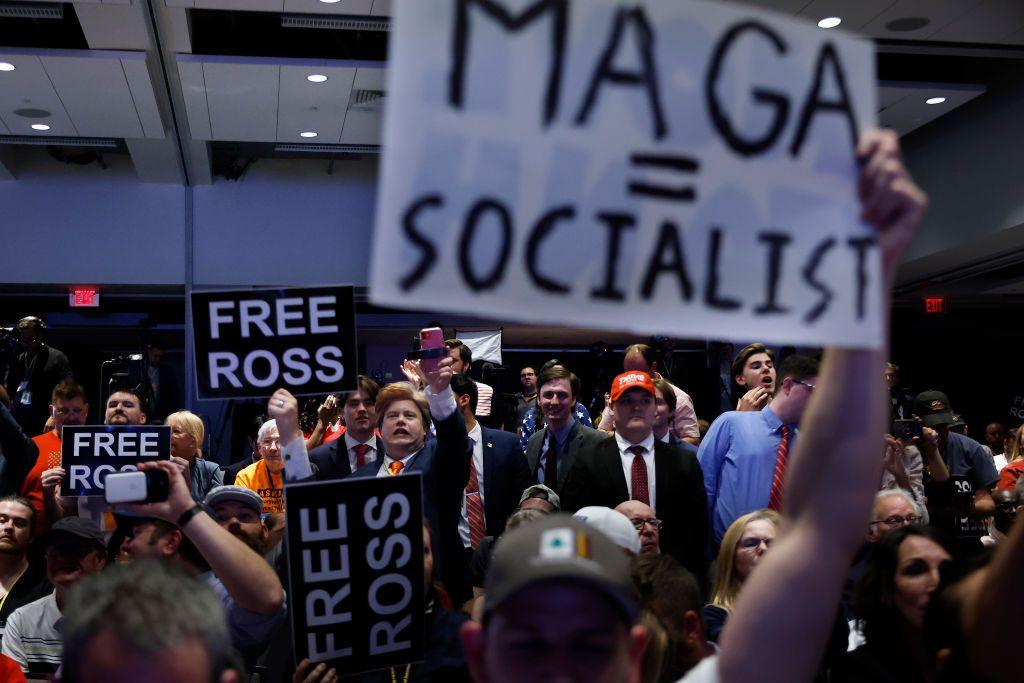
[69,287,100,308]
[924,297,945,315]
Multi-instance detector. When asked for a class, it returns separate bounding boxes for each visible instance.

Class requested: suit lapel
[652,442,670,513]
[603,438,629,501]
[528,428,545,474]
[558,422,581,489]
[480,427,496,496]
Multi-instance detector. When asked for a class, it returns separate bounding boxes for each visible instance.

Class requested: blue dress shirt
[697,406,797,544]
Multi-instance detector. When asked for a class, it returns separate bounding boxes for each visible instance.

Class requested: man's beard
[231,529,266,556]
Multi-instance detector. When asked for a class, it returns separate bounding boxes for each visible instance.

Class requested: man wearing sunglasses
[1,517,107,676]
[698,355,820,545]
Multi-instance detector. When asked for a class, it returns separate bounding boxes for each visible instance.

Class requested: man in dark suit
[525,366,608,497]
[450,374,530,550]
[561,371,709,584]
[307,375,386,481]
[348,357,474,604]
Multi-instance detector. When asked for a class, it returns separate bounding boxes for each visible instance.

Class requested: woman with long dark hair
[830,525,961,682]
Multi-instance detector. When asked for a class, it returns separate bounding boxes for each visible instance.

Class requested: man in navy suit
[561,371,709,585]
[307,375,386,481]
[272,356,473,604]
[450,374,530,554]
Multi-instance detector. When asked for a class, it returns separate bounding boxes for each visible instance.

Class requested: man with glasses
[615,500,661,555]
[866,489,921,543]
[562,371,708,583]
[234,419,287,513]
[698,355,820,545]
[2,517,107,676]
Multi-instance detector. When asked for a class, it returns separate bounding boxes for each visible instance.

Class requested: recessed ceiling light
[818,17,842,29]
[319,0,341,3]
[926,97,947,105]
[0,62,15,72]
[300,131,318,138]
[31,124,50,131]
[307,74,328,83]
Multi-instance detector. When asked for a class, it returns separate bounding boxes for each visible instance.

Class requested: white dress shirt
[375,384,458,478]
[344,432,379,472]
[614,431,657,512]
[458,421,486,547]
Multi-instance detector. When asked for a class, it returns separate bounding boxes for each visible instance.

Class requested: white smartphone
[104,470,169,505]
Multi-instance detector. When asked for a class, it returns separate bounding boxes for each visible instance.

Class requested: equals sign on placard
[626,153,700,202]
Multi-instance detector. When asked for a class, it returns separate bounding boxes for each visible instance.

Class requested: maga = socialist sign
[371,0,881,348]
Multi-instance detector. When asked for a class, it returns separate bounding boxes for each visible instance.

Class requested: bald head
[623,344,656,374]
[615,500,660,555]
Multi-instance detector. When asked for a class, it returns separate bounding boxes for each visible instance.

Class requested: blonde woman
[166,410,223,501]
[703,509,781,643]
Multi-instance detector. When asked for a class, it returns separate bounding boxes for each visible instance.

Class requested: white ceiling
[0,0,1021,182]
[177,56,384,144]
[0,48,163,138]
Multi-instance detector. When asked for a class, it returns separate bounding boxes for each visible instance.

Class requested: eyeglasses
[793,379,816,392]
[630,518,662,531]
[260,438,281,448]
[738,536,773,550]
[869,514,919,527]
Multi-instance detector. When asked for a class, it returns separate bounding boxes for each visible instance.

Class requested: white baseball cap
[573,506,640,555]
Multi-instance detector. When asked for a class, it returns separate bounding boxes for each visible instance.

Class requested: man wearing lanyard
[234,419,287,514]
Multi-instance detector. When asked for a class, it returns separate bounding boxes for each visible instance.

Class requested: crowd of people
[0,131,1019,682]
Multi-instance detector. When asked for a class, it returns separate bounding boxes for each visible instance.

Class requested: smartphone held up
[104,468,170,505]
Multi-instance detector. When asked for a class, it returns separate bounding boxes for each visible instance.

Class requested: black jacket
[561,436,709,583]
[0,403,38,497]
[308,434,387,482]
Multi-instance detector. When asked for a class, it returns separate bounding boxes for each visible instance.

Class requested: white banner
[371,0,880,348]
[454,328,503,364]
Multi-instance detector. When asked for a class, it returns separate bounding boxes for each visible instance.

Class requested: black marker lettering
[526,205,574,294]
[591,212,636,301]
[789,43,858,157]
[640,220,693,301]
[847,236,875,320]
[399,195,443,292]
[450,0,568,127]
[704,228,741,310]
[705,21,790,157]
[458,198,513,291]
[575,7,667,139]
[802,237,837,323]
[754,231,791,315]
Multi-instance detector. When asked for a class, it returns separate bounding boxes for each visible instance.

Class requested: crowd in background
[0,132,1019,682]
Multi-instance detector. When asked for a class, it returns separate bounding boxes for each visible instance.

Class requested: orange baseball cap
[610,371,656,401]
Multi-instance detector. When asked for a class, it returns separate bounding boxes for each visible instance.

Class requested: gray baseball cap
[204,485,263,515]
[484,513,638,622]
[518,483,561,511]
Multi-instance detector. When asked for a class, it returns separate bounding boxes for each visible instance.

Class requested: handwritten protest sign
[371,0,880,348]
[61,425,171,496]
[191,285,357,400]
[286,474,425,676]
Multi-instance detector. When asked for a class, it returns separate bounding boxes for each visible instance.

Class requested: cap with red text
[610,371,656,402]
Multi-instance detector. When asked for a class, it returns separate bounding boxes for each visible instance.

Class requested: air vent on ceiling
[281,15,390,32]
[0,135,119,148]
[274,143,381,154]
[350,89,385,111]
[0,2,63,19]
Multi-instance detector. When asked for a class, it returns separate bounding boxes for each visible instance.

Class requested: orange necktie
[388,460,405,476]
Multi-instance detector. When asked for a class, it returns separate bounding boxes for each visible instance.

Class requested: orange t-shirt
[21,430,63,536]
[234,459,285,513]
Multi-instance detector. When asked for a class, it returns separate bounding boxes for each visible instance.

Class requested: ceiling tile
[798,0,897,31]
[277,64,354,142]
[0,54,78,137]
[284,0,374,15]
[927,0,1024,44]
[177,59,213,139]
[878,82,985,136]
[203,62,280,140]
[861,0,984,40]
[122,57,166,138]
[370,0,391,16]
[40,55,144,137]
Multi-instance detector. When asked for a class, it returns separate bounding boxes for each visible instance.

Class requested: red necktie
[768,426,792,511]
[544,434,560,489]
[628,445,649,506]
[466,457,486,549]
[353,443,370,468]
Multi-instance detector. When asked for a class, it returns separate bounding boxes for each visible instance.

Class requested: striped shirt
[2,592,62,676]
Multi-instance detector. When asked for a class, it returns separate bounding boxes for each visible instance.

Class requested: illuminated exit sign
[69,287,100,308]
[924,297,946,315]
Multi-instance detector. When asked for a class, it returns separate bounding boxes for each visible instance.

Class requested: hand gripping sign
[371,0,881,348]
